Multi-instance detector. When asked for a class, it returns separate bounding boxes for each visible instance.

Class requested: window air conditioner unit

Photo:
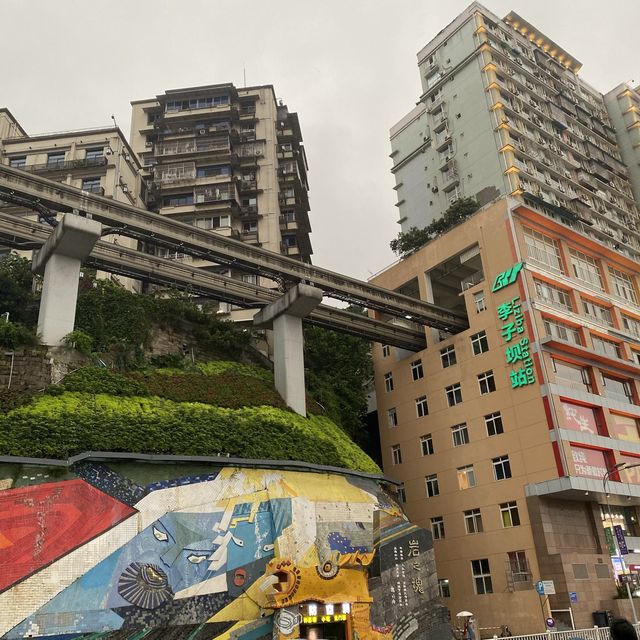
[145,141,153,148]
[199,129,207,135]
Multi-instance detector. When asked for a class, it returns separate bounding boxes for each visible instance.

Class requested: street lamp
[603,462,639,623]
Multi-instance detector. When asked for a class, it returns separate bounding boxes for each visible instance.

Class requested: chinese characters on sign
[493,263,536,389]
[570,447,607,479]
[391,544,409,608]
[408,538,424,594]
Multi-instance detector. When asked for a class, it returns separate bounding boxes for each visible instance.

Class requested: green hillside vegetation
[1,364,380,473]
[0,255,378,472]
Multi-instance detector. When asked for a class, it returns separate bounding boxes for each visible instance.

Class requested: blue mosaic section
[327,531,369,553]
[73,462,147,506]
[145,472,219,492]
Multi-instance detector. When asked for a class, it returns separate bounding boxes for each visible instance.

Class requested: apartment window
[382,344,391,357]
[622,316,640,339]
[471,330,489,355]
[452,423,470,447]
[85,147,104,161]
[163,193,194,207]
[552,359,592,392]
[535,280,572,312]
[241,274,257,285]
[243,221,258,233]
[464,508,483,534]
[431,516,445,540]
[416,395,429,418]
[474,290,486,313]
[446,383,463,406]
[438,579,451,598]
[485,412,504,436]
[81,177,101,193]
[582,299,613,327]
[569,247,603,290]
[384,372,394,393]
[609,267,638,304]
[196,164,231,178]
[500,501,521,527]
[440,345,457,368]
[601,373,634,404]
[457,465,476,490]
[544,317,581,345]
[396,485,406,503]
[508,550,529,582]
[9,157,26,168]
[411,359,424,381]
[196,215,230,229]
[391,445,402,465]
[387,408,398,428]
[425,474,439,497]
[492,455,512,480]
[478,370,496,395]
[47,152,66,168]
[523,227,564,273]
[592,335,621,359]
[421,434,434,456]
[472,559,493,594]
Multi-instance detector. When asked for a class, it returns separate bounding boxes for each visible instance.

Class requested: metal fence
[504,624,640,640]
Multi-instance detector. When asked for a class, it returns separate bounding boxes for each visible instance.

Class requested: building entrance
[300,621,347,640]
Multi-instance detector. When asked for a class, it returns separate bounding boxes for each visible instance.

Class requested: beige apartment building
[0,113,145,291]
[129,83,311,318]
[372,197,640,633]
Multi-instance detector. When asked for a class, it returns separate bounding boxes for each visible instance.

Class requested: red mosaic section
[0,479,135,591]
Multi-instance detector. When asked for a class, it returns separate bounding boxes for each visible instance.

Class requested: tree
[0,253,40,327]
[390,197,480,258]
[304,307,373,448]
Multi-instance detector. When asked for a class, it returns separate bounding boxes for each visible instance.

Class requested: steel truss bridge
[0,165,468,351]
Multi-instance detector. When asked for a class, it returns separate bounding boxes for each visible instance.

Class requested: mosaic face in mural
[0,462,450,640]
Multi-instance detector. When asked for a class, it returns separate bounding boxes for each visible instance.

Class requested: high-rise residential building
[0,116,145,290]
[378,3,640,633]
[390,2,640,266]
[605,84,640,211]
[129,83,312,297]
[372,196,640,633]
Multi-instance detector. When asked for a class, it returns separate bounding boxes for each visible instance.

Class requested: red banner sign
[570,447,608,479]
[561,402,599,435]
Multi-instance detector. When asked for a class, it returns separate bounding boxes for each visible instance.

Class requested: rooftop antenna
[243,65,247,88]
[111,114,118,129]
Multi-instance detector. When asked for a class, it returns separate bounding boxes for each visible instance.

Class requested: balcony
[239,204,258,216]
[81,184,105,196]
[194,182,238,205]
[13,156,108,173]
[237,179,258,192]
[442,167,460,191]
[157,139,230,157]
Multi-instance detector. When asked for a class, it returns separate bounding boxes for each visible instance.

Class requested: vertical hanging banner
[614,525,629,555]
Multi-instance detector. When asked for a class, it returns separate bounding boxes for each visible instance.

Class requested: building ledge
[525,475,640,503]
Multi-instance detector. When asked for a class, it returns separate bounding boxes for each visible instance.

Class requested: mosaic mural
[0,460,450,640]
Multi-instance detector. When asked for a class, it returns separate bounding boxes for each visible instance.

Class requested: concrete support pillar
[253,284,323,416]
[272,313,306,416]
[32,214,102,346]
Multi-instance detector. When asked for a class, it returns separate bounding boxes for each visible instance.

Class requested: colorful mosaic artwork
[0,460,450,640]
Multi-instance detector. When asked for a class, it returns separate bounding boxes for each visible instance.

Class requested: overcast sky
[2,0,638,282]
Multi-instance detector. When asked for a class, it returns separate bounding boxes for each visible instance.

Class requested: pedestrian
[610,618,637,640]
[500,625,513,637]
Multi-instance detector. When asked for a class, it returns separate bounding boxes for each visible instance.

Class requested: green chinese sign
[492,262,523,292]
[604,526,617,556]
[492,262,536,389]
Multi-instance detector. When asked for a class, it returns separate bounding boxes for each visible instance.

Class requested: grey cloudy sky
[2,0,638,282]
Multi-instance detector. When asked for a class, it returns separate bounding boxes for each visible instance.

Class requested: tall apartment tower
[390,2,640,264]
[0,113,145,290]
[129,83,312,285]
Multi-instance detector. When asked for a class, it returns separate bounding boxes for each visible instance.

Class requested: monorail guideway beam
[0,165,468,333]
